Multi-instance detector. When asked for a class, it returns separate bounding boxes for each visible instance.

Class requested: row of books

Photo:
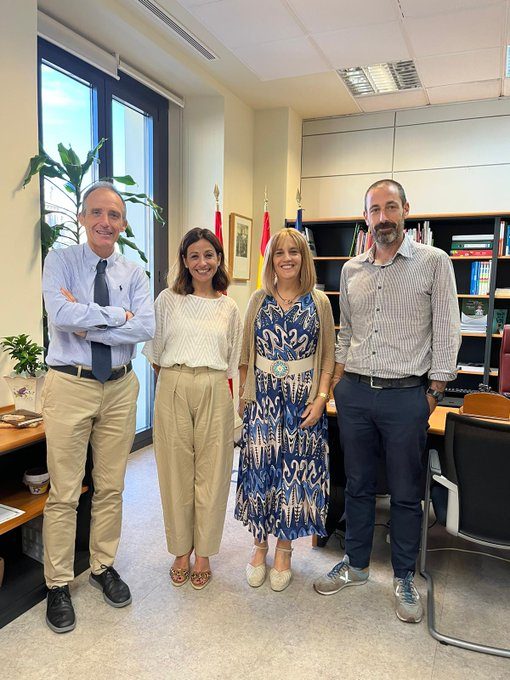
[405,220,433,245]
[498,220,510,256]
[450,233,493,257]
[469,261,491,295]
[349,224,373,256]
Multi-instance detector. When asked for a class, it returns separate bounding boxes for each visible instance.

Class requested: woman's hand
[238,398,246,418]
[300,396,327,428]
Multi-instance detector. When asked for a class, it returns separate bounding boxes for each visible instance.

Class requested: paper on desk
[0,503,25,525]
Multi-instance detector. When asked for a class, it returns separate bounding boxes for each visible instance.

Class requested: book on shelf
[492,309,508,334]
[457,362,484,373]
[469,261,491,295]
[450,233,493,256]
[304,227,317,256]
[498,220,510,256]
[406,221,433,245]
[495,287,510,297]
[460,298,489,332]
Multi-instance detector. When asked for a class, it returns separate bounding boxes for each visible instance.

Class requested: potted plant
[23,138,164,264]
[1,334,47,414]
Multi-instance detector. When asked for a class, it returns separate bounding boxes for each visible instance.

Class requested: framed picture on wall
[229,213,252,281]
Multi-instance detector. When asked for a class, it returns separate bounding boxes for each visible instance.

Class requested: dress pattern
[235,294,329,541]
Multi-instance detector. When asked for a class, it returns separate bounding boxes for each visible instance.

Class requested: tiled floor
[1,446,509,680]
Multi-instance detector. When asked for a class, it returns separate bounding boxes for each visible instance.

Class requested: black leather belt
[345,372,427,389]
[51,362,132,381]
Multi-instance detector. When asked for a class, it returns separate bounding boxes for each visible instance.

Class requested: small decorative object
[1,334,47,414]
[23,467,50,495]
[229,213,252,281]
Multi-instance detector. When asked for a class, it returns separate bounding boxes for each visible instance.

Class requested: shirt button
[378,285,382,289]
[376,308,380,311]
[374,329,378,332]
[372,351,376,355]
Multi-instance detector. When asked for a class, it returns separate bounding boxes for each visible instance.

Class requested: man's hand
[60,288,87,337]
[125,310,134,321]
[331,363,345,391]
[426,394,437,415]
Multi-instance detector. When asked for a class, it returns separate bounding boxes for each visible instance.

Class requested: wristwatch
[426,388,444,403]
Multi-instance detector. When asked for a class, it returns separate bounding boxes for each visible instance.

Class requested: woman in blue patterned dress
[235,228,335,591]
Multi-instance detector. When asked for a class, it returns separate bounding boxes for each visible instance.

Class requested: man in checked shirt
[314,179,461,623]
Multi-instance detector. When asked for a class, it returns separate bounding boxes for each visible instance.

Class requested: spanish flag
[257,208,271,288]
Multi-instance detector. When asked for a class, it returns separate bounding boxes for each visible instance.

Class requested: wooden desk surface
[0,405,45,454]
[326,400,458,437]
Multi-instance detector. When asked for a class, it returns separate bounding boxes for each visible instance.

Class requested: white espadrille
[269,547,293,592]
[246,544,269,588]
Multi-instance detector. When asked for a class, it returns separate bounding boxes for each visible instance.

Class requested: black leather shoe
[46,585,76,633]
[89,565,132,607]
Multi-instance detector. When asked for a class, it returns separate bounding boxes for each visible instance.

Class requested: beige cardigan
[239,288,336,404]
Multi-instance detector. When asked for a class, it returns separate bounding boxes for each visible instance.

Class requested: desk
[0,406,91,628]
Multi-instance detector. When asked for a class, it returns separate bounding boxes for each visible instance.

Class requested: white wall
[0,1,42,406]
[301,99,510,217]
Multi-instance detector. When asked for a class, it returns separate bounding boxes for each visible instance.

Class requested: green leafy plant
[1,335,47,377]
[23,138,164,267]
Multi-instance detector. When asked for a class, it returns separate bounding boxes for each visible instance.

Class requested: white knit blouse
[142,289,243,378]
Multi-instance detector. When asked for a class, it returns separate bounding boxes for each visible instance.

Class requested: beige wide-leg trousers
[42,368,139,587]
[154,365,234,557]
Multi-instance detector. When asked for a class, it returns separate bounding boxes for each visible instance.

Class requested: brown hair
[261,228,316,297]
[171,227,230,295]
[364,179,407,211]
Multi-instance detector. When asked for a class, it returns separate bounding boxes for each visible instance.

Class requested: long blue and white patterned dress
[235,293,329,541]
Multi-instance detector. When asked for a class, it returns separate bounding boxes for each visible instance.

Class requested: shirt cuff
[428,370,457,382]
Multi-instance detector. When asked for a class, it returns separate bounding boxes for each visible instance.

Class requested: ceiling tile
[427,79,502,104]
[357,89,429,112]
[190,0,303,50]
[313,21,410,69]
[398,0,503,19]
[416,48,502,87]
[173,0,219,8]
[286,0,397,34]
[233,36,330,81]
[404,5,505,57]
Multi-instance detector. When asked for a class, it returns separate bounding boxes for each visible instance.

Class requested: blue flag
[295,207,303,232]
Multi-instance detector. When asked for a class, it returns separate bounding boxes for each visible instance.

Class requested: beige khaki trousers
[42,368,139,587]
[154,365,234,557]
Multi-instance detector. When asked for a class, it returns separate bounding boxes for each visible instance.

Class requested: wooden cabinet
[286,213,510,389]
[0,408,91,628]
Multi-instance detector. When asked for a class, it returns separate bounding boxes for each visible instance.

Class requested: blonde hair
[261,228,316,297]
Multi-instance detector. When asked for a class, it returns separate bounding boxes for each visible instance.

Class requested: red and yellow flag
[257,209,271,288]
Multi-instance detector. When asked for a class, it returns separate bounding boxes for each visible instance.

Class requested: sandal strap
[253,545,269,552]
[275,547,293,553]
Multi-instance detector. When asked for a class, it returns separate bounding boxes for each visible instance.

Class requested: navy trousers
[334,374,430,578]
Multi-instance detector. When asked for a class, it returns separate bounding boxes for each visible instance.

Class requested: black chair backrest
[444,413,510,546]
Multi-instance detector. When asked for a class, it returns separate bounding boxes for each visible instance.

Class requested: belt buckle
[370,375,383,389]
[271,359,289,378]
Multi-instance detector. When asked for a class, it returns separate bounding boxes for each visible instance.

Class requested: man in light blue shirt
[42,181,155,633]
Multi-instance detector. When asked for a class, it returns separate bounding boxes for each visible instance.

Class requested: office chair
[420,412,510,658]
[499,324,510,395]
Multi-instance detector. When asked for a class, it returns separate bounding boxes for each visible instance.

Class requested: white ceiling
[158,0,510,117]
[39,0,510,119]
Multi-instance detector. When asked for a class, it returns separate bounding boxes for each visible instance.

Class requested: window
[38,39,169,448]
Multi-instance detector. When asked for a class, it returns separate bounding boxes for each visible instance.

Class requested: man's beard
[373,220,404,246]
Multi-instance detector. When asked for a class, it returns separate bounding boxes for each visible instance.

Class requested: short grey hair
[81,181,127,219]
[364,179,407,211]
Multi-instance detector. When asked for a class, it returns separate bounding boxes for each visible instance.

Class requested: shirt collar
[83,242,120,269]
[361,234,414,264]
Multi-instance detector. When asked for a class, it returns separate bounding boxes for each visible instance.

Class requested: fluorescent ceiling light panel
[338,60,422,97]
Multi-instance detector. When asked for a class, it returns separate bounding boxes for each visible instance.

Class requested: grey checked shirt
[335,236,461,381]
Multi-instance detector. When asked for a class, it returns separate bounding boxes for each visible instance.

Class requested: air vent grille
[136,0,217,61]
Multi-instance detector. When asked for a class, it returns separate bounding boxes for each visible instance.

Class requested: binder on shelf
[304,227,317,256]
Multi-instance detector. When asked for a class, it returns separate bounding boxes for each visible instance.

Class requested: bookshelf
[0,409,92,628]
[286,212,510,389]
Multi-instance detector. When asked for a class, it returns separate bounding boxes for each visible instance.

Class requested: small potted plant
[1,334,47,414]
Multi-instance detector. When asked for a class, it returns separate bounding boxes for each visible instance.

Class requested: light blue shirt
[43,242,155,368]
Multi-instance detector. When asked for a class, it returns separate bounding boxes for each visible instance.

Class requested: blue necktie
[91,259,112,383]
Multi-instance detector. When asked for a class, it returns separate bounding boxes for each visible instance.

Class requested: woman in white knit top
[143,228,242,590]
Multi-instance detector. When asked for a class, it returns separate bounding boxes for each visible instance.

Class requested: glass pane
[112,98,154,433]
[40,63,96,246]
